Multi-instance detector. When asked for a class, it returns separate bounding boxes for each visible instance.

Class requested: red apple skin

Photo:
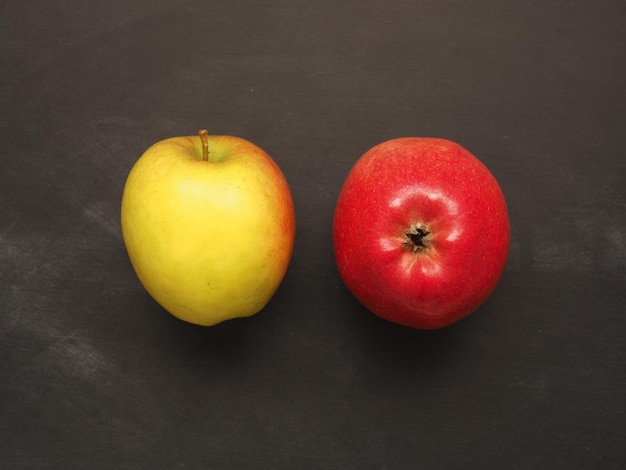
[333,138,510,329]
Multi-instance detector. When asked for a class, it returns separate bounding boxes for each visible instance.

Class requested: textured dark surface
[2,1,625,468]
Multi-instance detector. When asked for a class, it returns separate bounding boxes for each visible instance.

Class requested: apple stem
[198,129,209,161]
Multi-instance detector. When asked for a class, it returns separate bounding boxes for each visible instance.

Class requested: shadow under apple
[338,288,481,384]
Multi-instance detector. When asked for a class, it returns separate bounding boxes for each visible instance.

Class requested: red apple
[333,138,510,329]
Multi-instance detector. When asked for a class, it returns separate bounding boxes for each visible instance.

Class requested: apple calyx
[198,129,210,161]
[403,222,431,253]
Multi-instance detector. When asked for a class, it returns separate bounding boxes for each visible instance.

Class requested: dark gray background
[2,0,625,468]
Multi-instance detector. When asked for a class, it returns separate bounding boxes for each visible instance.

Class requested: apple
[121,130,295,326]
[333,138,510,329]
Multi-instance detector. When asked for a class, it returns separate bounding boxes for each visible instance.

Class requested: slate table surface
[2,1,625,468]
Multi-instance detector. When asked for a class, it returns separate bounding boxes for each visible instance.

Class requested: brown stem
[198,129,209,161]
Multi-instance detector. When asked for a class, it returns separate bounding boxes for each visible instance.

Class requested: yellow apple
[120,130,296,326]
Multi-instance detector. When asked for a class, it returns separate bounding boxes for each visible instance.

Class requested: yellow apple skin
[120,133,296,326]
